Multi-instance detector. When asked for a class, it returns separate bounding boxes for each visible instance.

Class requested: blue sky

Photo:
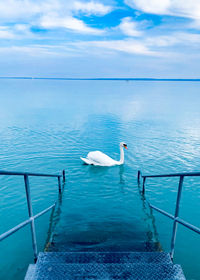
[1,0,200,78]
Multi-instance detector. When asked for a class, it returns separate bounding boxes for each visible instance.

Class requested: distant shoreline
[0,77,200,81]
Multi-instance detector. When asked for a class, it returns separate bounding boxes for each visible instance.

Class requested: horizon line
[0,76,200,81]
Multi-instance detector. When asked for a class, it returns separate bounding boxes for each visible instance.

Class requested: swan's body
[81,142,127,166]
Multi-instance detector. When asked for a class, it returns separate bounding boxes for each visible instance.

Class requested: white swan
[80,142,127,166]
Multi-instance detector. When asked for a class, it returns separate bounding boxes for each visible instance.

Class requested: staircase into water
[2,169,200,279]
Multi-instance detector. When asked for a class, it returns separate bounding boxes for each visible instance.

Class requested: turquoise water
[0,80,200,279]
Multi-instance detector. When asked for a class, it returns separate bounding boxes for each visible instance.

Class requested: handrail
[0,203,56,242]
[0,169,65,262]
[0,170,61,177]
[137,170,200,259]
[142,171,200,178]
[149,203,200,235]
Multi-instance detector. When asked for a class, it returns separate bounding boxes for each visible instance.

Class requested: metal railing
[0,169,65,262]
[137,170,200,259]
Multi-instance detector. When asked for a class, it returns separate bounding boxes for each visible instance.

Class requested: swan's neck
[119,146,124,164]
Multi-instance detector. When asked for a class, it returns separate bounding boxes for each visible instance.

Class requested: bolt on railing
[0,169,66,262]
[137,170,200,259]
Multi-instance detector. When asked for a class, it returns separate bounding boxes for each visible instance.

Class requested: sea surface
[0,80,200,279]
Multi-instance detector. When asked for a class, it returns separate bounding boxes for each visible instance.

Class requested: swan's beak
[124,145,128,149]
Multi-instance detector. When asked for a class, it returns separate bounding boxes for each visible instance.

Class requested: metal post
[58,176,61,193]
[137,170,141,184]
[142,177,146,194]
[24,175,38,262]
[170,175,184,259]
[62,170,65,183]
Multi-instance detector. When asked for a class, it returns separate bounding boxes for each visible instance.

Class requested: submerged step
[48,241,162,252]
[32,263,186,280]
[38,251,172,265]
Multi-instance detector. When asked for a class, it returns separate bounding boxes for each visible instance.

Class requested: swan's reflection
[87,165,110,175]
[87,164,125,183]
[119,165,125,185]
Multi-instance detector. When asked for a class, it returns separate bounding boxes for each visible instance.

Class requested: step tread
[33,263,186,280]
[38,252,172,264]
[24,264,36,280]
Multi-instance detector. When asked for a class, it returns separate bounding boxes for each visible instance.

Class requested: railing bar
[27,174,62,178]
[33,203,56,220]
[149,203,200,234]
[142,177,146,194]
[0,218,32,242]
[137,170,141,184]
[176,218,200,235]
[149,204,175,220]
[0,170,61,177]
[58,176,61,193]
[142,172,200,178]
[24,175,38,261]
[0,204,56,242]
[62,170,66,183]
[170,175,184,259]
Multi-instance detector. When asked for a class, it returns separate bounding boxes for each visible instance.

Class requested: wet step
[25,262,185,280]
[37,251,172,264]
[25,264,36,280]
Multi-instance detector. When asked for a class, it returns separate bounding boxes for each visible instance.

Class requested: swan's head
[120,142,128,149]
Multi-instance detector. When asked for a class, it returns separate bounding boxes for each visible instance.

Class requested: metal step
[32,263,186,280]
[24,264,36,280]
[37,252,172,265]
[47,241,162,252]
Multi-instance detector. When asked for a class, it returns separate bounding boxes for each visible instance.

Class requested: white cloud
[75,39,158,55]
[146,32,200,48]
[0,27,15,39]
[125,0,200,20]
[189,19,200,29]
[0,0,112,20]
[0,38,160,57]
[94,40,153,55]
[0,24,35,40]
[125,0,170,15]
[0,0,109,35]
[147,35,177,47]
[1,29,200,58]
[0,44,77,57]
[73,1,113,15]
[15,24,30,32]
[118,17,142,37]
[0,0,56,20]
[40,14,105,35]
